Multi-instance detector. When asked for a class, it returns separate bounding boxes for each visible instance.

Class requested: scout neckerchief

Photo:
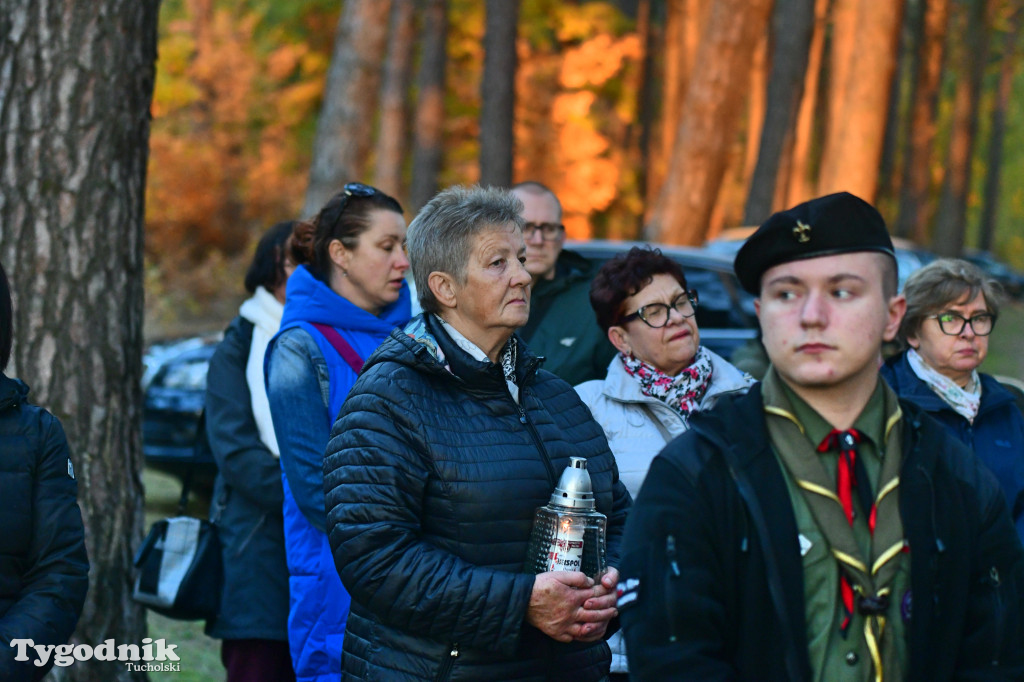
[762,369,904,682]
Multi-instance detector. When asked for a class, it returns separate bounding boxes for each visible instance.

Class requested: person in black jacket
[323,185,631,681]
[0,261,89,681]
[204,221,297,682]
[618,192,1024,681]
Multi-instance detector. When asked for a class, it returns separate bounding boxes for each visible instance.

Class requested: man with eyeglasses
[616,192,1024,681]
[510,181,616,386]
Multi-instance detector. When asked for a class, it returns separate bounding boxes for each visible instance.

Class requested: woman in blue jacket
[266,183,411,682]
[882,258,1024,542]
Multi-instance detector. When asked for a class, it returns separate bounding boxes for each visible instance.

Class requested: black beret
[734,191,895,294]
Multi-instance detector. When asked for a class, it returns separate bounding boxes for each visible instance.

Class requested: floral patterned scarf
[621,345,714,418]
[906,347,981,423]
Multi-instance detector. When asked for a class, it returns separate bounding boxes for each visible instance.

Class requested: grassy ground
[142,468,224,682]
[981,300,1024,380]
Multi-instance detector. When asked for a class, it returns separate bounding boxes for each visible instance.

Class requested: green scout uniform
[762,368,910,682]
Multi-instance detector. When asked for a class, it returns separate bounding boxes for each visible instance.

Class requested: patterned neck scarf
[906,347,981,423]
[621,345,713,418]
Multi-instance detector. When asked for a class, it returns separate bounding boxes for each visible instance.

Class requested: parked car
[567,240,759,360]
[963,250,1024,299]
[142,334,221,492]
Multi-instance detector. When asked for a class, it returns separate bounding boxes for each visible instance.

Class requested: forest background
[148,0,1024,338]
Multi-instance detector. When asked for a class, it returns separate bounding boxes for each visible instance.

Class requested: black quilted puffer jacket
[0,374,89,681]
[324,314,631,682]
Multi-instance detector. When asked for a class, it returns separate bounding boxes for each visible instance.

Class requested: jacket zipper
[515,397,557,487]
[985,566,1004,666]
[665,534,682,643]
[433,642,459,682]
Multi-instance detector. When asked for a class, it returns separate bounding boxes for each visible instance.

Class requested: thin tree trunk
[304,0,392,216]
[817,0,905,200]
[785,0,830,207]
[877,0,916,206]
[375,0,417,200]
[897,0,950,242]
[631,0,655,232]
[0,1,159,680]
[409,0,448,212]
[479,0,519,187]
[933,0,989,256]
[649,0,774,244]
[744,0,816,223]
[979,4,1022,252]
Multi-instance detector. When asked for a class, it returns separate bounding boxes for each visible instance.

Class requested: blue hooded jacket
[882,351,1024,542]
[267,265,411,682]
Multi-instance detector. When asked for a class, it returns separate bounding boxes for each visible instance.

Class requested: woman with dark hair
[881,258,1024,541]
[575,246,753,678]
[266,184,412,682]
[204,221,297,681]
[0,261,89,681]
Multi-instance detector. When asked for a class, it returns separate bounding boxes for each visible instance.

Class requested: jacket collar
[884,351,1015,417]
[0,373,29,412]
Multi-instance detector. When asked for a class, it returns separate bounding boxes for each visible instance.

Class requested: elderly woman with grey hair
[882,258,1024,542]
[322,185,630,681]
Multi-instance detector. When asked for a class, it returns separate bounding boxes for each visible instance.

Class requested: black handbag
[133,412,223,620]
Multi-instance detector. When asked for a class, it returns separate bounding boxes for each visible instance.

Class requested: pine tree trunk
[479,0,519,187]
[817,0,904,201]
[304,0,392,216]
[0,1,159,680]
[978,4,1021,252]
[650,0,773,244]
[744,0,817,224]
[375,0,417,200]
[785,0,830,207]
[933,0,989,256]
[409,0,448,212]
[896,0,950,242]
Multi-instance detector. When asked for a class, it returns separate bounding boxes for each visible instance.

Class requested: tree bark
[375,0,417,200]
[649,0,774,244]
[409,0,448,212]
[304,0,392,216]
[933,0,989,256]
[744,0,816,224]
[785,0,830,207]
[0,1,158,680]
[817,0,904,201]
[978,3,1022,252]
[479,0,519,187]
[896,0,950,242]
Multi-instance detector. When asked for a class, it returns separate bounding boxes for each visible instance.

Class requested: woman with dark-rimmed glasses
[574,246,754,679]
[882,257,1024,542]
[266,183,412,682]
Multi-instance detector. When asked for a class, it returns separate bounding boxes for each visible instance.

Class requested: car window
[156,355,211,392]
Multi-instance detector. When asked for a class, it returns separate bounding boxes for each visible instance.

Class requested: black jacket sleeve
[617,445,738,682]
[205,318,284,513]
[0,412,89,682]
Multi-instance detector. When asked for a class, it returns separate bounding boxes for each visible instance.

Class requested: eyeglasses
[522,222,564,241]
[928,311,996,336]
[621,291,699,328]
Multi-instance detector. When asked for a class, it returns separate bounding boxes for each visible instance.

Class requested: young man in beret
[616,192,1024,681]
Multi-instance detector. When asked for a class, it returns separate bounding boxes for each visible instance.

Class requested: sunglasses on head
[329,182,380,232]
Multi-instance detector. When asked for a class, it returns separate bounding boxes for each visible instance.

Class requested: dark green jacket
[519,249,615,386]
